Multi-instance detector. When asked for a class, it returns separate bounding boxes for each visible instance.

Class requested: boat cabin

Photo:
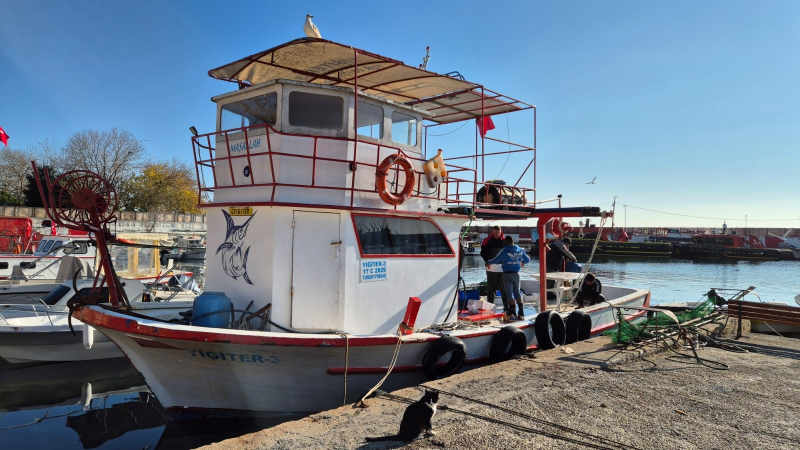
[32,236,92,258]
[191,38,600,336]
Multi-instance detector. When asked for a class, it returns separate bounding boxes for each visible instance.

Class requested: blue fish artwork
[216,210,255,285]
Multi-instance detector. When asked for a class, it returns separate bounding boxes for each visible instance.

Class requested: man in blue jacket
[488,236,531,320]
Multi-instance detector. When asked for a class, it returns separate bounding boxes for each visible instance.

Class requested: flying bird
[216,211,255,285]
[586,176,597,185]
[304,14,321,38]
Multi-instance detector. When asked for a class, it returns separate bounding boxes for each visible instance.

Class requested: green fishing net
[604,295,717,344]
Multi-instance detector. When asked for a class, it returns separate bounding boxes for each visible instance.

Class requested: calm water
[461,255,799,305]
[2,258,797,448]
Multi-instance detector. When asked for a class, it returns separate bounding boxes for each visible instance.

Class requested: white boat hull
[0,301,194,364]
[79,288,649,417]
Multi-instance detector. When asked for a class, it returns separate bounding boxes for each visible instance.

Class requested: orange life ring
[551,218,562,238]
[376,154,416,206]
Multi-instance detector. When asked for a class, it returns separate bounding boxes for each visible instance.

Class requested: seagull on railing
[304,14,322,38]
[586,176,597,185]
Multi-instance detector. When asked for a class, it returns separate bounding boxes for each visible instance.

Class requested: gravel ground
[203,323,800,450]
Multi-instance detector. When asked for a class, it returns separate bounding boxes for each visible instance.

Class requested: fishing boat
[63,38,650,417]
[673,233,781,261]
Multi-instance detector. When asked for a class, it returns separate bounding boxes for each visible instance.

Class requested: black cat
[366,389,439,442]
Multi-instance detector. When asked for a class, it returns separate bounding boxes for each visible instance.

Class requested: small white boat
[461,237,482,256]
[0,235,96,281]
[0,278,195,364]
[0,255,95,303]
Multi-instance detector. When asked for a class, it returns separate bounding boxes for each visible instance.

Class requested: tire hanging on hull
[489,326,529,362]
[565,310,592,344]
[534,310,566,350]
[422,335,467,380]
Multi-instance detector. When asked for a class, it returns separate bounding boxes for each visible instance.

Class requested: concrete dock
[203,323,800,449]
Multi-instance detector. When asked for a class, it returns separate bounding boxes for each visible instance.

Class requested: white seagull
[304,14,321,38]
[586,176,597,185]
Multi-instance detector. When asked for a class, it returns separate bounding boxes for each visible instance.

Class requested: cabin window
[353,215,453,256]
[0,262,8,270]
[64,242,89,255]
[391,112,418,146]
[221,92,278,130]
[39,240,55,253]
[20,262,36,269]
[42,285,70,305]
[288,91,343,129]
[357,101,384,139]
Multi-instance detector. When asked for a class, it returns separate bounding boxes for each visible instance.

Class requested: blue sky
[1,1,798,228]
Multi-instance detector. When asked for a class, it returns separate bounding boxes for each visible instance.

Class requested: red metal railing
[192,123,537,213]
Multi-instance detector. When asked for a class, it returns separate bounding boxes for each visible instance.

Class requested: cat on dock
[365,389,439,442]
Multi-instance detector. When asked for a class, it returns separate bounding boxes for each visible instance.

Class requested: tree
[60,127,146,198]
[23,164,60,207]
[126,159,202,231]
[0,147,34,205]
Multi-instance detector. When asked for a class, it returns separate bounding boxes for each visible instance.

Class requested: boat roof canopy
[208,38,530,124]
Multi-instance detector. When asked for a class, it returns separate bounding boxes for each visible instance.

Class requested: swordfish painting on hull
[216,210,255,285]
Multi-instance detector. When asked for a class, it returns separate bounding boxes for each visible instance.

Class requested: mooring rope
[358,326,404,406]
[336,332,350,406]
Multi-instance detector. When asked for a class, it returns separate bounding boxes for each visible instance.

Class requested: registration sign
[361,260,387,282]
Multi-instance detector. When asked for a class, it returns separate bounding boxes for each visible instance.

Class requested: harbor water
[462,255,798,305]
[1,258,797,448]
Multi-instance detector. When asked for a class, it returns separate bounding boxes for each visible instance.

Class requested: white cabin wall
[204,206,276,316]
[341,215,464,335]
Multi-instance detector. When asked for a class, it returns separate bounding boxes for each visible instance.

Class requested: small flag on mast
[476,116,495,137]
[0,126,8,146]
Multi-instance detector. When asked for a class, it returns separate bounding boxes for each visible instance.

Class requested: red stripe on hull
[78,307,437,347]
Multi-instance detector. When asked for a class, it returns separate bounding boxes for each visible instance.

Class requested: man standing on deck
[481,226,509,315]
[487,236,531,320]
[546,236,577,273]
[545,236,578,299]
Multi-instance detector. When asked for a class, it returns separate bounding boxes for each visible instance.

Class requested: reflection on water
[0,357,302,449]
[461,255,797,304]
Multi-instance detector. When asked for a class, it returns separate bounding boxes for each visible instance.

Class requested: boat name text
[230,138,261,153]
[229,206,253,216]
[189,349,279,363]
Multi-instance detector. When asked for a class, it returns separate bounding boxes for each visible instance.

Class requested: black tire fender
[422,335,467,380]
[489,326,529,362]
[565,310,592,344]
[534,310,566,350]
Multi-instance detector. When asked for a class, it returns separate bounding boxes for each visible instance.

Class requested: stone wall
[0,206,207,234]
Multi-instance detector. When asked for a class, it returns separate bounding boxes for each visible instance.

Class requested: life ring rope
[376,154,416,206]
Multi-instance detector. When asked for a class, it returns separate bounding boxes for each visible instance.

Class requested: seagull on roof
[304,14,321,38]
[586,176,597,184]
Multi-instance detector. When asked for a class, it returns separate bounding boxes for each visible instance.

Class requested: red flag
[476,116,495,137]
[51,223,57,235]
[0,126,8,146]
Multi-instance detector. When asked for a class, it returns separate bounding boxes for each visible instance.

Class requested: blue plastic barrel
[191,292,232,328]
